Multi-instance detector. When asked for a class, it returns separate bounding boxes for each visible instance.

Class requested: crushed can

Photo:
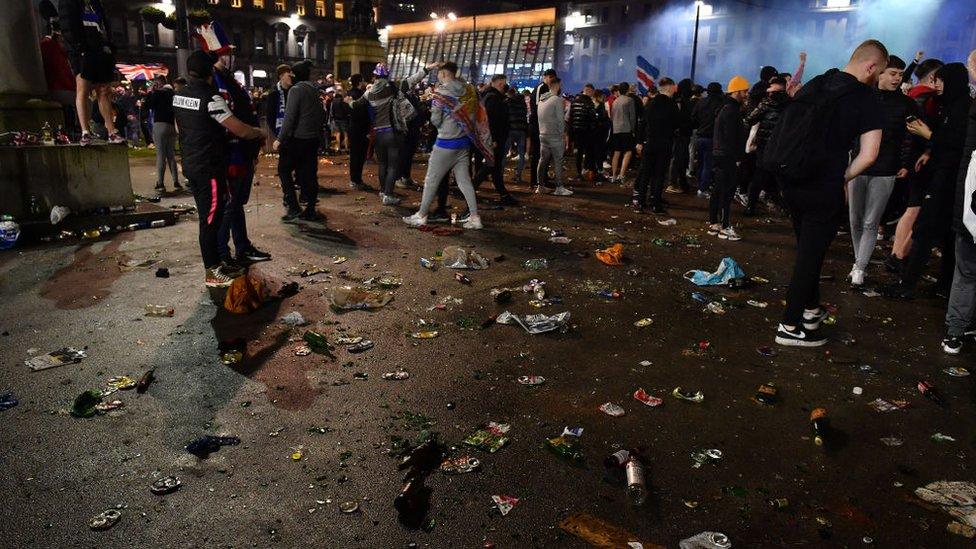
[810,407,829,446]
[753,383,777,405]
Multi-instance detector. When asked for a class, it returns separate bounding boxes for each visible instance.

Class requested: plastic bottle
[625,457,646,506]
[145,304,175,317]
[0,216,20,250]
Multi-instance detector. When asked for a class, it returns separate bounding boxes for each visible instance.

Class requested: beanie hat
[706,82,723,95]
[726,75,749,94]
[759,65,778,82]
[373,63,389,78]
[187,50,214,79]
[291,60,312,82]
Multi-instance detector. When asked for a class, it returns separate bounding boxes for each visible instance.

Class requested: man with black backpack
[768,40,888,347]
[352,62,435,206]
[472,74,516,205]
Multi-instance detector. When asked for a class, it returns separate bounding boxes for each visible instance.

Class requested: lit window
[253,0,264,7]
[297,2,305,15]
[231,0,242,7]
[208,0,219,4]
[315,0,325,16]
[334,1,343,18]
[274,0,285,11]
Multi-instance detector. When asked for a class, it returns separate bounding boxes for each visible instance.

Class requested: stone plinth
[334,36,386,79]
[0,144,134,219]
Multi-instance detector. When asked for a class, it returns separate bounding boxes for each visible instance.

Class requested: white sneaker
[462,214,483,230]
[553,186,574,196]
[850,268,865,287]
[402,213,427,227]
[718,227,741,241]
[381,193,401,206]
[534,186,546,194]
[394,178,410,189]
[706,223,721,236]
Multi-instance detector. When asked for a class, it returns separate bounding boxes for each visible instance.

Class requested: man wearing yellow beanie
[707,75,750,241]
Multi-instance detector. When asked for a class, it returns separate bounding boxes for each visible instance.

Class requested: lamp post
[690,0,702,83]
[174,0,190,77]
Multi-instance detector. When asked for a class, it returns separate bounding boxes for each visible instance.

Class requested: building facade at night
[384,7,555,87]
[95,0,347,86]
[558,0,976,90]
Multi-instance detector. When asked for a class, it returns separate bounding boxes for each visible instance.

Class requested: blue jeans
[218,169,254,259]
[505,130,527,180]
[695,137,714,192]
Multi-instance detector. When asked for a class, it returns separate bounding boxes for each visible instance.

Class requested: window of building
[621,5,628,17]
[708,24,718,43]
[274,0,286,11]
[316,38,325,60]
[582,35,590,49]
[583,9,592,23]
[726,24,734,43]
[599,36,608,49]
[110,16,125,47]
[207,0,219,4]
[233,31,242,48]
[617,34,627,47]
[601,7,609,23]
[396,3,415,12]
[706,50,716,67]
[296,39,305,57]
[315,0,325,16]
[253,0,264,7]
[741,22,752,40]
[231,0,242,7]
[142,20,158,47]
[334,1,344,18]
[297,2,306,15]
[275,28,287,56]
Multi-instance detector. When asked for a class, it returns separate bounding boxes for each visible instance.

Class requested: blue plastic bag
[683,257,745,286]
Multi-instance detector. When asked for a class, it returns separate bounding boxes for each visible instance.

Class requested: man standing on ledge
[173,50,265,288]
[274,60,325,222]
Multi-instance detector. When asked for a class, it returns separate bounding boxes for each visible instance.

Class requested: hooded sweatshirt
[953,88,976,237]
[429,77,470,141]
[928,63,972,176]
[355,69,428,131]
[538,91,566,140]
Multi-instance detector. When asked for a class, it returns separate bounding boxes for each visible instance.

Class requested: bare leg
[611,151,621,179]
[75,75,92,134]
[619,151,633,181]
[893,206,919,259]
[96,85,118,135]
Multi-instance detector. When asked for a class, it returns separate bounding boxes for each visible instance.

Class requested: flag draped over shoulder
[431,83,494,165]
[636,55,660,95]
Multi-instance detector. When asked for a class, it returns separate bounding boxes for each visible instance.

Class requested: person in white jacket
[536,78,573,196]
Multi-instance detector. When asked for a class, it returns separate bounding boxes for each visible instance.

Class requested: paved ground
[0,151,973,548]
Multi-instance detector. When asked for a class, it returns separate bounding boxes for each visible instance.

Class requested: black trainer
[238,247,271,263]
[498,194,519,207]
[219,258,246,278]
[281,208,301,223]
[942,336,963,355]
[801,307,829,331]
[775,324,827,347]
[427,211,450,224]
[299,208,324,221]
[883,254,903,273]
[651,205,667,215]
[878,282,914,300]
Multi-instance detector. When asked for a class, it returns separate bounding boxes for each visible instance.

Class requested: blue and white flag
[636,55,660,95]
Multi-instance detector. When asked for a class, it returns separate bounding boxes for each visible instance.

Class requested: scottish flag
[636,56,660,95]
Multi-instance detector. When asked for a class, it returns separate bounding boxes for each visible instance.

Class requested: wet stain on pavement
[40,233,133,309]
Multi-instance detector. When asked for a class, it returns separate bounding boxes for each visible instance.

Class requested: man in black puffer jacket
[941,50,976,355]
[569,84,597,178]
[743,76,790,215]
[691,82,726,197]
[708,76,750,241]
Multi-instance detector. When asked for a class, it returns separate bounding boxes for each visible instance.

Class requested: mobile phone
[905,115,919,123]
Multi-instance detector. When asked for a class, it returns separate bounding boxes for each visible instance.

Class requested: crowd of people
[43,1,976,357]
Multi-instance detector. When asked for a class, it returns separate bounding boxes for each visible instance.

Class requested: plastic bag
[223,273,266,314]
[596,243,624,266]
[50,205,71,225]
[329,286,393,310]
[496,311,571,334]
[441,246,489,270]
[684,257,745,286]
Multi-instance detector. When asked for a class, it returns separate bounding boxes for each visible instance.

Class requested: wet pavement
[0,152,973,547]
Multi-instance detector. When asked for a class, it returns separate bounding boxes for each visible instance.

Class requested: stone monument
[333,0,386,80]
[0,0,133,220]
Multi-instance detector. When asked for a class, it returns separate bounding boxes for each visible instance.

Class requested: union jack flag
[116,63,169,81]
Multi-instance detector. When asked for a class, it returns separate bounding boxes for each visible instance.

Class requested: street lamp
[690,1,705,83]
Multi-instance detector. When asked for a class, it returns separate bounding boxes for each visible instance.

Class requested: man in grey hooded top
[352,62,435,205]
[402,61,485,230]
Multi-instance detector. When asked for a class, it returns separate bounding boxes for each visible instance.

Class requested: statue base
[334,36,386,80]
